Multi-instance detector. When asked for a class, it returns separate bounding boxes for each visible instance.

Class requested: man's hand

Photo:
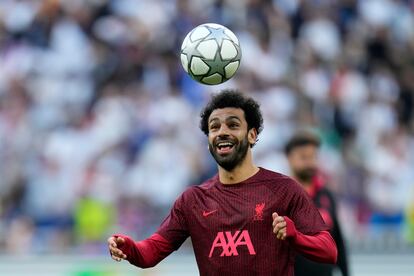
[272,212,287,240]
[108,236,127,262]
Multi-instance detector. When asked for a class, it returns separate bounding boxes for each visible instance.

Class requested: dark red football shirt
[154,167,329,275]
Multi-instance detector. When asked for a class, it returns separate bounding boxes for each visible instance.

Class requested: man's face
[287,144,318,183]
[207,108,256,171]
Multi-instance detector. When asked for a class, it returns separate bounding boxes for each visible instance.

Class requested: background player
[285,131,349,276]
[108,90,337,275]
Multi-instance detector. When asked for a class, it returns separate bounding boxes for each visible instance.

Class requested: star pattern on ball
[202,49,232,77]
[181,38,203,66]
[204,26,231,47]
[180,24,242,83]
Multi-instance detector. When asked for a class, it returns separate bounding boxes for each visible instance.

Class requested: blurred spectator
[284,130,349,276]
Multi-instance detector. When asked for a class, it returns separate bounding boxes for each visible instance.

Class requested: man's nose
[217,125,230,136]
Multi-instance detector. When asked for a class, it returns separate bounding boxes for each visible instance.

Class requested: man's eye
[229,123,239,128]
[210,125,219,130]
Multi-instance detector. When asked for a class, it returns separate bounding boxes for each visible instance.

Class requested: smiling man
[107,90,337,275]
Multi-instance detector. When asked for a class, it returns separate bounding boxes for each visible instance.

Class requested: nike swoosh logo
[202,210,217,217]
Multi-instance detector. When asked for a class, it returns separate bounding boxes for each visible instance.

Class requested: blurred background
[0,0,414,275]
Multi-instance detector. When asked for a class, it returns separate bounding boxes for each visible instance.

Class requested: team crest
[254,202,265,221]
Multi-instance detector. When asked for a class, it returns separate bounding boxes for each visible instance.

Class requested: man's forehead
[292,144,318,154]
[208,107,245,121]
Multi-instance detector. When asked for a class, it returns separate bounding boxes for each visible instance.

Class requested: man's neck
[218,152,259,184]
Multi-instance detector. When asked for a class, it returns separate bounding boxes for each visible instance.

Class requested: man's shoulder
[315,186,337,208]
[179,175,217,199]
[198,175,218,189]
[317,186,335,197]
[258,167,301,191]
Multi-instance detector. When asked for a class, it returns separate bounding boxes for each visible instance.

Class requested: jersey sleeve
[284,216,338,264]
[156,188,191,250]
[111,189,192,268]
[113,233,175,268]
[288,181,330,235]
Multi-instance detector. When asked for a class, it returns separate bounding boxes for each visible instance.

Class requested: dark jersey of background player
[285,131,349,276]
[108,90,337,276]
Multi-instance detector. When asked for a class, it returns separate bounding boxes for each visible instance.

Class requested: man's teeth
[217,142,233,148]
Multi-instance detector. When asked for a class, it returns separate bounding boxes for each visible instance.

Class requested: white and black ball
[180,23,241,85]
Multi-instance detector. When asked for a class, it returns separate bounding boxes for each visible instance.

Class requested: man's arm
[108,189,191,268]
[108,233,175,268]
[272,213,337,264]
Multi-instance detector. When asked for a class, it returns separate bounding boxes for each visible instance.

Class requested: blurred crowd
[0,0,414,255]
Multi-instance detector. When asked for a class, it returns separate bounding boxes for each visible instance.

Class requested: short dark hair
[199,89,264,137]
[284,131,321,155]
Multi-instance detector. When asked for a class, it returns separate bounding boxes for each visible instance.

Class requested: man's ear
[248,128,257,145]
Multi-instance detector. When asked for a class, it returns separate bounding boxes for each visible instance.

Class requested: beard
[208,134,250,172]
[294,167,317,182]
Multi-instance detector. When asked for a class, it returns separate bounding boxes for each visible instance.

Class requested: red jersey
[152,167,329,275]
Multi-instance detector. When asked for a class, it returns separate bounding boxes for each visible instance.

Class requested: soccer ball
[180,23,241,85]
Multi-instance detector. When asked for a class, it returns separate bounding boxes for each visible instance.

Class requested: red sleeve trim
[284,216,338,264]
[113,233,175,268]
[284,216,297,239]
